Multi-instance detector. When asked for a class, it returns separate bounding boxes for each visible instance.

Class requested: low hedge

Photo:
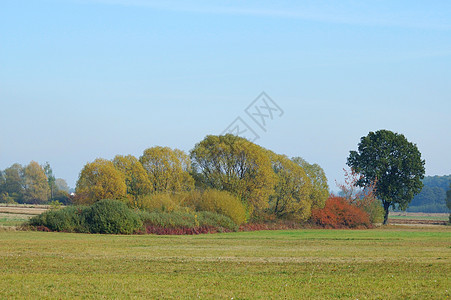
[29,200,142,234]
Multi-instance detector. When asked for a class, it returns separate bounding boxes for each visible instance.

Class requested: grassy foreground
[0,227,450,299]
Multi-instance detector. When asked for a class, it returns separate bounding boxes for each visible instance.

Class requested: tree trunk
[383,201,390,225]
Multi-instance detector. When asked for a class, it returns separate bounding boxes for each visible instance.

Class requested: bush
[84,199,142,234]
[29,200,142,234]
[362,199,385,224]
[29,206,89,233]
[130,193,179,212]
[182,189,246,225]
[139,210,238,234]
[310,196,372,229]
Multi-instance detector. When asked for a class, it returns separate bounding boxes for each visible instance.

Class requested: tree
[23,161,50,204]
[139,147,194,193]
[75,158,127,204]
[55,178,70,193]
[268,152,312,221]
[292,157,329,210]
[2,164,24,202]
[43,162,56,200]
[347,130,425,225]
[190,134,275,218]
[113,155,151,198]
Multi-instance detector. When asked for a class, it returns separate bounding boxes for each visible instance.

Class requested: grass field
[389,212,449,221]
[0,227,449,299]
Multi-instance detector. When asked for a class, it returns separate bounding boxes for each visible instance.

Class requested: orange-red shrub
[310,196,372,229]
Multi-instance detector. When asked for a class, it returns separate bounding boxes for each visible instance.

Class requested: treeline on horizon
[404,175,451,213]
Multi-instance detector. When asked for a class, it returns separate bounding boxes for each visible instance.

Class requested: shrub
[29,206,89,233]
[29,200,142,234]
[310,196,372,229]
[131,193,179,212]
[183,189,246,225]
[139,210,238,234]
[84,199,142,234]
[361,198,385,224]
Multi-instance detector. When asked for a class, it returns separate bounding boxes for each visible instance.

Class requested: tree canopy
[113,155,152,198]
[75,158,127,204]
[191,134,276,217]
[347,130,425,224]
[291,157,329,210]
[268,153,312,221]
[139,147,194,193]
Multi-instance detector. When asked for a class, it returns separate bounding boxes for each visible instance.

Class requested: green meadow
[0,227,450,299]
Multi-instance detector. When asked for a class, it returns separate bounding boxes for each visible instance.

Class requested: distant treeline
[406,175,450,213]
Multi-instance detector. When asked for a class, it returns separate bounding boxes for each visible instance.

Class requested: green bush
[29,200,142,234]
[363,199,385,224]
[29,206,89,233]
[84,199,142,234]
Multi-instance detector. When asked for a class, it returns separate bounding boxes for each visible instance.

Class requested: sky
[1,0,450,189]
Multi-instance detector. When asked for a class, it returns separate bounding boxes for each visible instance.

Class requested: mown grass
[389,215,449,221]
[0,213,31,226]
[0,227,450,299]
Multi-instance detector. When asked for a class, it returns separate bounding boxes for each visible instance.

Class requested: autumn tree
[22,161,50,204]
[113,155,151,198]
[347,130,425,225]
[190,134,275,217]
[139,147,194,193]
[292,157,329,209]
[75,158,127,204]
[268,152,312,221]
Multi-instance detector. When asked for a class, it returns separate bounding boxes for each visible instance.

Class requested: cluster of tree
[75,134,329,222]
[0,162,70,204]
[405,175,451,213]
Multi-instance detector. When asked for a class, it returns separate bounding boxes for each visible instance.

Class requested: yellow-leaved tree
[23,161,50,204]
[112,155,151,199]
[75,158,127,204]
[190,134,275,219]
[292,157,329,210]
[267,152,312,221]
[139,147,194,193]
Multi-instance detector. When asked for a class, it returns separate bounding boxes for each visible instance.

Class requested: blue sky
[1,0,450,189]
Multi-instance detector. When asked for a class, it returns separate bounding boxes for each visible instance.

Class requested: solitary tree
[347,130,425,224]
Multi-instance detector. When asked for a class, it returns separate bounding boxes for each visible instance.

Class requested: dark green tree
[347,130,425,225]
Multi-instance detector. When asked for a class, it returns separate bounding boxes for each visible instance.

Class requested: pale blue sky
[1,0,450,189]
